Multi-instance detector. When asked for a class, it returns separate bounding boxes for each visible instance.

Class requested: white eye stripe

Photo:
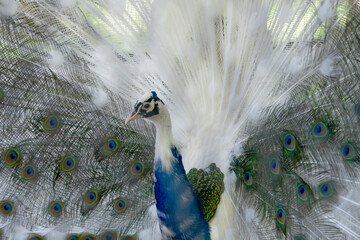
[143,99,155,113]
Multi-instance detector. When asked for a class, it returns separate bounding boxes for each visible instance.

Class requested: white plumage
[1,0,360,239]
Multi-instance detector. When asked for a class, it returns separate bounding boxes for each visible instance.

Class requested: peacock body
[0,0,360,239]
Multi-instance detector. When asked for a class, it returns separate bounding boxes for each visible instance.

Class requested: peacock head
[125,91,165,124]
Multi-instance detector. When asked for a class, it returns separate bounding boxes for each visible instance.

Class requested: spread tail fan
[0,2,157,238]
[1,0,360,239]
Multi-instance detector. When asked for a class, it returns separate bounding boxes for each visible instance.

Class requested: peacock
[1,0,360,239]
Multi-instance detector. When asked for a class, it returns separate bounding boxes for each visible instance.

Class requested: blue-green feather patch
[49,201,63,217]
[130,161,146,178]
[297,182,309,201]
[99,138,120,157]
[79,234,97,240]
[243,171,254,186]
[113,198,127,214]
[60,156,77,172]
[318,182,335,199]
[269,157,280,175]
[282,133,296,153]
[22,164,36,180]
[100,231,117,240]
[120,236,136,240]
[355,103,360,116]
[187,163,224,221]
[66,234,79,240]
[0,201,13,216]
[275,206,286,233]
[84,189,101,208]
[43,114,61,132]
[4,148,21,166]
[311,121,329,139]
[341,142,357,161]
[28,235,46,240]
[294,235,306,240]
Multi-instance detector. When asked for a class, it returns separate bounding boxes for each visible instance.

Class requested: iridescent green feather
[187,163,224,222]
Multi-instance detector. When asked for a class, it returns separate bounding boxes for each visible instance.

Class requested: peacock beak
[125,111,142,124]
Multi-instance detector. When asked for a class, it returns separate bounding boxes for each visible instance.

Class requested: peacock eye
[319,182,335,199]
[143,103,150,109]
[275,207,286,233]
[100,232,117,240]
[49,201,63,217]
[297,183,308,201]
[0,201,13,216]
[22,165,36,180]
[113,198,127,213]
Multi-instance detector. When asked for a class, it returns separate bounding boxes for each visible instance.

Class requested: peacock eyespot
[0,201,13,216]
[312,121,329,139]
[135,163,142,172]
[275,206,286,232]
[105,139,118,152]
[298,186,305,194]
[105,234,113,240]
[60,156,76,172]
[66,159,73,167]
[271,161,276,170]
[285,136,292,146]
[276,207,286,224]
[28,235,45,240]
[269,158,280,175]
[108,141,116,150]
[120,236,135,240]
[243,171,253,186]
[90,193,95,200]
[43,115,61,132]
[100,138,119,156]
[341,142,357,161]
[355,103,360,116]
[283,133,296,152]
[84,190,100,208]
[100,231,117,240]
[50,118,56,127]
[22,164,36,180]
[79,234,96,240]
[113,198,127,213]
[66,235,79,240]
[131,161,145,177]
[319,182,335,199]
[322,185,328,193]
[297,183,308,201]
[8,151,17,161]
[49,201,63,217]
[5,148,21,166]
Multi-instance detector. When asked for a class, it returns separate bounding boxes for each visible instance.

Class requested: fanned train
[1,0,360,239]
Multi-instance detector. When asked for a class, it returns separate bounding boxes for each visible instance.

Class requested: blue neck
[154,146,210,239]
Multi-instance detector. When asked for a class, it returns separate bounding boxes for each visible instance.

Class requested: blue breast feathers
[154,146,210,240]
